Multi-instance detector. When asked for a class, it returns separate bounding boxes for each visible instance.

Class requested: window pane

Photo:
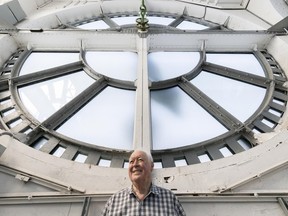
[146,16,174,25]
[191,71,266,122]
[148,52,200,81]
[56,87,135,150]
[86,51,138,81]
[198,153,211,163]
[153,162,163,169]
[151,87,228,150]
[219,146,233,157]
[206,53,265,77]
[111,16,138,25]
[18,71,95,122]
[33,137,48,150]
[19,52,80,75]
[177,21,208,30]
[74,153,88,163]
[52,146,65,157]
[98,159,111,167]
[175,159,188,167]
[77,20,109,29]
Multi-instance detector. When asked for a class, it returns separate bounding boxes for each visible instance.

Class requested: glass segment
[206,53,265,77]
[177,21,208,30]
[52,146,66,157]
[85,51,138,81]
[77,20,109,29]
[151,87,228,150]
[74,153,88,163]
[146,16,174,25]
[56,87,135,150]
[198,153,211,163]
[19,52,80,76]
[111,16,138,25]
[191,71,266,122]
[148,52,200,81]
[18,71,95,122]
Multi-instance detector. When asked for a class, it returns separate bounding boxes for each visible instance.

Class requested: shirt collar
[129,184,160,196]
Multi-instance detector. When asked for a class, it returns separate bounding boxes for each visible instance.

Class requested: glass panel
[86,51,138,81]
[206,53,265,77]
[77,20,109,29]
[175,159,187,167]
[151,87,228,150]
[52,146,65,157]
[198,153,211,163]
[191,71,266,122]
[273,98,285,106]
[8,118,22,128]
[148,52,200,81]
[33,137,48,150]
[1,108,15,116]
[219,146,233,157]
[111,16,138,25]
[177,21,208,30]
[18,71,95,122]
[268,108,282,117]
[146,16,174,25]
[56,87,135,150]
[74,153,88,163]
[237,138,251,150]
[0,98,11,105]
[123,161,129,169]
[19,52,80,75]
[154,162,163,169]
[23,128,33,135]
[98,159,111,167]
[261,118,276,128]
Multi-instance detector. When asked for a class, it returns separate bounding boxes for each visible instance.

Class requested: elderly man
[101,150,186,215]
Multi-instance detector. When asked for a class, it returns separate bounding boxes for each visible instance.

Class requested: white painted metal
[1,0,288,215]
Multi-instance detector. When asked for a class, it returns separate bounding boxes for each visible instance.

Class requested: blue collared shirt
[101,184,186,215]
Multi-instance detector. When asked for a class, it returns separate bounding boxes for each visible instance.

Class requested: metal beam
[178,79,243,130]
[202,62,271,88]
[41,77,107,130]
[11,61,84,87]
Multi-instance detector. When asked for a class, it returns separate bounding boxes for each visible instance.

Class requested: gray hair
[130,149,154,163]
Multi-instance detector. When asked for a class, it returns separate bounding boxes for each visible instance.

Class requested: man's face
[128,151,153,184]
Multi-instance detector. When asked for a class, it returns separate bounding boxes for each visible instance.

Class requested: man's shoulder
[151,184,177,196]
[111,187,131,198]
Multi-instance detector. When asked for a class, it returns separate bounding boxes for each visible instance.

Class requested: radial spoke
[11,61,84,87]
[179,79,244,131]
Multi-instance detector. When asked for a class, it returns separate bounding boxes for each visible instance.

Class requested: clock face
[1,13,286,168]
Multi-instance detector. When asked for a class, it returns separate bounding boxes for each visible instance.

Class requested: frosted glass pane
[111,16,138,25]
[175,159,187,167]
[53,146,65,157]
[98,159,111,167]
[74,154,88,163]
[18,71,95,122]
[86,52,138,81]
[219,147,233,157]
[206,54,265,76]
[146,16,174,25]
[177,21,207,30]
[191,71,266,122]
[148,52,200,81]
[198,154,211,163]
[56,87,135,150]
[151,87,228,150]
[19,52,79,75]
[78,20,109,29]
